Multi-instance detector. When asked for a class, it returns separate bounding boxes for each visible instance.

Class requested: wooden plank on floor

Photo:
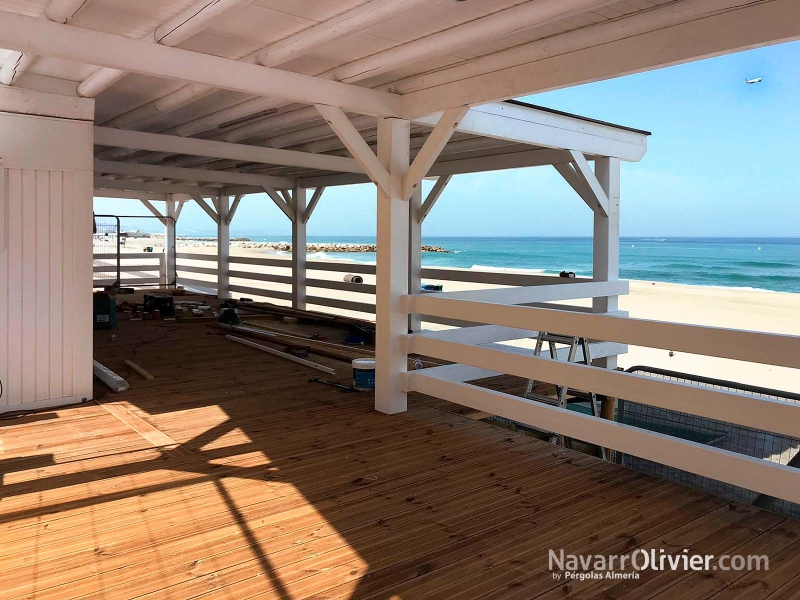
[97,400,182,449]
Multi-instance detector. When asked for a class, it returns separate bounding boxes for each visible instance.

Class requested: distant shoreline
[118,235,800,295]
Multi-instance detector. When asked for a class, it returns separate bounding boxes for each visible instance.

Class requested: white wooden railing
[402,290,800,504]
[93,252,165,287]
[175,251,616,323]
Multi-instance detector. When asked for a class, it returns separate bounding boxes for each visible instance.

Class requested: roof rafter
[0,9,404,118]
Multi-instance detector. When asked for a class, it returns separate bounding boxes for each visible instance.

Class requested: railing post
[375,117,410,414]
[216,195,230,298]
[408,186,422,333]
[292,184,307,310]
[164,196,177,287]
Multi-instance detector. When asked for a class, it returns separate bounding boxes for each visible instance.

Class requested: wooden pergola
[1,0,799,505]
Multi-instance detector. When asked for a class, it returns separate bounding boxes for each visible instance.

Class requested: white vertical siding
[0,163,93,409]
[0,93,94,412]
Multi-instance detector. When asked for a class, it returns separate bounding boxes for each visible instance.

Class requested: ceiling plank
[400,0,800,119]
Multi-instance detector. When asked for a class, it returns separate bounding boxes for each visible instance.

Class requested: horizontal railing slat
[176,252,218,262]
[177,277,218,292]
[306,295,375,314]
[230,255,291,268]
[408,334,800,439]
[420,267,589,286]
[306,278,376,295]
[423,280,629,304]
[94,252,159,260]
[93,265,160,273]
[229,270,292,285]
[176,264,218,276]
[307,260,376,274]
[229,284,292,301]
[407,371,800,504]
[408,295,800,369]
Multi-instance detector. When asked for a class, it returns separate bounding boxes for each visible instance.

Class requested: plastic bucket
[352,358,376,391]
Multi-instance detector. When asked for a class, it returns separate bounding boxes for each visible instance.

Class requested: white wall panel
[0,99,93,412]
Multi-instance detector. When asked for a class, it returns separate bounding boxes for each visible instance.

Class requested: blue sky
[95,40,800,239]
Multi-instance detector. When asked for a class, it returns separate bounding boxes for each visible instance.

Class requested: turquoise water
[242,236,800,294]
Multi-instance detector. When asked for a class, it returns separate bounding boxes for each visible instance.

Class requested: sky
[94,40,800,239]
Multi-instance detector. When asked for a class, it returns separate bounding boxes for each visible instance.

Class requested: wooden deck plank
[0,319,793,600]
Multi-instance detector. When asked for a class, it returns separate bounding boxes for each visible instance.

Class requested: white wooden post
[375,117,410,414]
[216,195,230,298]
[408,186,422,333]
[292,184,307,310]
[592,157,621,370]
[164,195,177,287]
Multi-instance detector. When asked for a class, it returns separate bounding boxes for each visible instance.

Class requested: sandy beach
[122,237,800,393]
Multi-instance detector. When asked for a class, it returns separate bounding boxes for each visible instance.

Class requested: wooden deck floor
[3,319,800,599]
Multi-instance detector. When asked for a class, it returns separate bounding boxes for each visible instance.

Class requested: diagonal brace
[316,104,391,196]
[226,194,242,225]
[139,199,167,226]
[417,175,452,223]
[403,106,468,201]
[303,187,325,223]
[262,186,295,222]
[191,194,220,224]
[568,150,609,217]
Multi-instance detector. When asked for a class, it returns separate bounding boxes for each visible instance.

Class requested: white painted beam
[292,184,306,310]
[593,157,621,369]
[165,198,178,286]
[316,104,391,196]
[417,175,450,224]
[138,199,166,226]
[102,0,427,130]
[303,187,324,223]
[217,195,230,298]
[94,126,362,173]
[553,163,596,212]
[94,189,169,202]
[375,117,410,414]
[403,106,467,201]
[261,186,295,222]
[0,0,87,86]
[298,148,571,189]
[408,186,422,333]
[0,9,404,118]
[94,177,219,196]
[415,103,648,162]
[94,159,292,189]
[77,0,255,97]
[400,0,800,119]
[191,194,219,224]
[421,280,628,305]
[569,150,609,217]
[226,194,242,225]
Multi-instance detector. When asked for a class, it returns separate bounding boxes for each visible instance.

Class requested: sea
[233,236,800,294]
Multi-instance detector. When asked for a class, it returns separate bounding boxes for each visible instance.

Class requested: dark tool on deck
[308,378,359,393]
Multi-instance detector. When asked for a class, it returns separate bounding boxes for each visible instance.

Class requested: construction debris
[226,335,337,375]
[93,360,130,392]
[124,360,155,380]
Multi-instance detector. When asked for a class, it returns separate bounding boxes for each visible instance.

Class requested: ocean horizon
[219,235,797,295]
[115,216,798,294]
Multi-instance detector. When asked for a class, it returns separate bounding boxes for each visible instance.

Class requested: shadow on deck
[2,319,800,599]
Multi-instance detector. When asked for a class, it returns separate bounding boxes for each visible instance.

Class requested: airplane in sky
[745,77,763,84]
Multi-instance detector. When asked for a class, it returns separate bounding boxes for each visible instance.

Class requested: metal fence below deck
[617,366,800,520]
